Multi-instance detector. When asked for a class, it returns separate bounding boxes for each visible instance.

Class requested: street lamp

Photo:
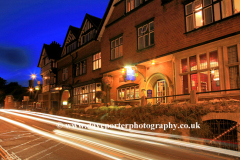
[31,74,36,80]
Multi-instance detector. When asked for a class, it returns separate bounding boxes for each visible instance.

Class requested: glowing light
[151,60,155,65]
[122,69,125,73]
[211,70,215,74]
[29,88,33,92]
[35,86,39,90]
[63,101,68,105]
[31,74,36,79]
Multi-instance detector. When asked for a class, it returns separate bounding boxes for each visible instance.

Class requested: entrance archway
[146,73,173,104]
[61,90,70,109]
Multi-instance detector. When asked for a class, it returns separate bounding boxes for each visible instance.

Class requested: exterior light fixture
[63,101,68,105]
[35,86,40,90]
[152,60,155,65]
[29,88,33,92]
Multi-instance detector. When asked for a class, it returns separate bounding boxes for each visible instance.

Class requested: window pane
[186,15,194,32]
[120,37,123,44]
[93,61,95,70]
[150,22,154,31]
[131,0,134,10]
[228,45,238,64]
[214,3,221,21]
[200,71,209,92]
[211,69,220,91]
[191,73,198,91]
[203,0,212,7]
[204,7,213,25]
[210,51,219,67]
[200,54,207,69]
[93,55,96,61]
[118,89,121,100]
[194,0,202,11]
[145,34,149,47]
[111,49,115,60]
[115,47,119,58]
[96,60,98,69]
[122,89,125,100]
[138,28,143,36]
[186,3,193,15]
[99,59,101,68]
[126,88,130,100]
[96,53,99,59]
[130,87,134,99]
[190,55,197,71]
[181,58,188,73]
[92,83,96,92]
[99,52,101,58]
[116,39,119,46]
[135,86,139,99]
[182,75,189,94]
[135,0,140,7]
[119,45,123,57]
[138,36,144,50]
[195,10,203,28]
[150,32,154,45]
[221,0,233,18]
[111,41,115,48]
[234,0,240,14]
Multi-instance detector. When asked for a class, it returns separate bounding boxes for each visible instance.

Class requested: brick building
[55,14,103,109]
[98,0,240,105]
[38,41,62,111]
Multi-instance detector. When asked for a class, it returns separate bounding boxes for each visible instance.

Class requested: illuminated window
[117,85,139,100]
[180,50,220,93]
[185,0,238,32]
[138,21,154,50]
[93,52,101,70]
[126,0,147,12]
[73,83,102,105]
[111,36,123,60]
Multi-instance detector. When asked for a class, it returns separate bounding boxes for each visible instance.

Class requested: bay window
[185,0,240,32]
[138,21,154,50]
[118,85,140,100]
[74,83,102,105]
[180,50,220,93]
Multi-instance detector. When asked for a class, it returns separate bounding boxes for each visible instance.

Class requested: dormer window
[67,41,77,54]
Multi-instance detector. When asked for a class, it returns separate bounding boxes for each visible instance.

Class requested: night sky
[0,0,109,87]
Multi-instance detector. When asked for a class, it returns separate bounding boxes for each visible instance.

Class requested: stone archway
[146,73,173,103]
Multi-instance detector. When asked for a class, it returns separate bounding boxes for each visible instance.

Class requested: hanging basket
[102,76,113,87]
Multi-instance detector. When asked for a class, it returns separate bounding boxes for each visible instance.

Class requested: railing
[145,88,240,103]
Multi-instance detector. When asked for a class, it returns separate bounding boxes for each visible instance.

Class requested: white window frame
[137,21,154,50]
[93,52,101,70]
[111,36,123,60]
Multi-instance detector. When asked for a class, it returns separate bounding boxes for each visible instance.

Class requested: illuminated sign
[126,68,135,81]
[147,90,152,98]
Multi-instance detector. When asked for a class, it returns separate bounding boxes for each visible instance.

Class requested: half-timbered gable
[78,14,101,47]
[61,26,80,57]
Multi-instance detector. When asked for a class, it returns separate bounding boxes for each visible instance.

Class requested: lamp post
[30,74,37,111]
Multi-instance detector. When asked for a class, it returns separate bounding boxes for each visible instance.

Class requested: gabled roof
[96,0,114,40]
[37,41,62,67]
[61,25,81,53]
[85,13,102,28]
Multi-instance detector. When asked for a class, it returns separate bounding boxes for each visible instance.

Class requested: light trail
[0,115,122,160]
[55,130,152,160]
[1,109,240,158]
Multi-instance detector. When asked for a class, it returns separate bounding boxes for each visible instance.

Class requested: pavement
[0,109,238,160]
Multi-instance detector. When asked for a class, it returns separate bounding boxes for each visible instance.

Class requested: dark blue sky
[0,0,109,87]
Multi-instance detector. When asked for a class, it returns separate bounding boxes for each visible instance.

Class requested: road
[0,109,238,160]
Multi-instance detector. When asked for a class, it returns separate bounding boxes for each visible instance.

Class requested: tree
[0,77,7,105]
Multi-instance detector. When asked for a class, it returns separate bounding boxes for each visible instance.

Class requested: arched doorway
[203,119,238,151]
[61,90,70,109]
[146,73,172,104]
